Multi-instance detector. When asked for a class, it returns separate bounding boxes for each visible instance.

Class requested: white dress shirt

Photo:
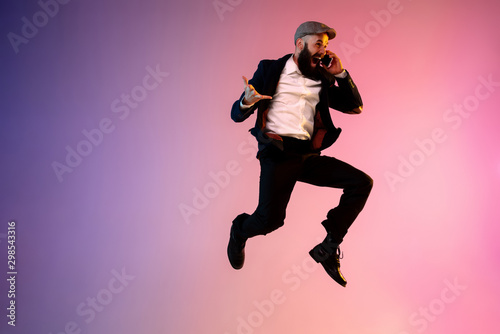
[241,55,347,140]
[264,55,321,140]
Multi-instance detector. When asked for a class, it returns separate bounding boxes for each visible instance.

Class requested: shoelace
[337,247,344,260]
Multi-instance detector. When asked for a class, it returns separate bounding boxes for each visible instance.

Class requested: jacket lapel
[263,54,291,96]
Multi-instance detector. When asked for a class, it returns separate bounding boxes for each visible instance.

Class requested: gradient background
[1,0,499,333]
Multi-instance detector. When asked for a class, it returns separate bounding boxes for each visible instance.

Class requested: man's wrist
[334,69,347,79]
[240,99,255,110]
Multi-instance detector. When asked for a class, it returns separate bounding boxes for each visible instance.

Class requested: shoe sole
[228,228,245,270]
[227,244,244,270]
[309,244,347,287]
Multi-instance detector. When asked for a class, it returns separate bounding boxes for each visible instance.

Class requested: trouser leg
[235,146,301,239]
[298,155,373,244]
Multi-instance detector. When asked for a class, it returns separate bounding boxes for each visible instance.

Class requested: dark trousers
[234,138,373,244]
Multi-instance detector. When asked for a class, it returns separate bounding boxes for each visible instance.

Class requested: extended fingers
[242,75,249,87]
[241,75,272,102]
[258,95,272,100]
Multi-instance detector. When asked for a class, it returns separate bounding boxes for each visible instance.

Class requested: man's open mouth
[312,57,321,65]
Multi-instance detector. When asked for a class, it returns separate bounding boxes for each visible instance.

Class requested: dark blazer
[231,53,363,154]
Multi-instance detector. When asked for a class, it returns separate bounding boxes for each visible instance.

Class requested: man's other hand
[242,76,272,106]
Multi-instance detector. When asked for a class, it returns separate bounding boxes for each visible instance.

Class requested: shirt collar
[284,54,301,75]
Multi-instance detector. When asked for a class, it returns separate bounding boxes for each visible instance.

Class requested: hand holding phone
[321,52,344,75]
[320,55,332,68]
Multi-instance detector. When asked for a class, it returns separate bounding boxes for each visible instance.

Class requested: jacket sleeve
[230,60,267,123]
[327,70,363,114]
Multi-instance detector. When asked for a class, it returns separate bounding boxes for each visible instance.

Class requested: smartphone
[320,55,332,68]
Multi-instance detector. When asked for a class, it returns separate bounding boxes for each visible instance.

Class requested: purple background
[1,0,500,333]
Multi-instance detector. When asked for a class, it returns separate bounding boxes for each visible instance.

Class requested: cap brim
[302,28,336,40]
[325,28,336,39]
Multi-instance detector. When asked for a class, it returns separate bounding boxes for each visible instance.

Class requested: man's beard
[297,43,322,81]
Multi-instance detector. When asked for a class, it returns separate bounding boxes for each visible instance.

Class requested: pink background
[1,0,499,333]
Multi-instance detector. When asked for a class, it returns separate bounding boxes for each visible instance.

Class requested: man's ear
[296,37,304,50]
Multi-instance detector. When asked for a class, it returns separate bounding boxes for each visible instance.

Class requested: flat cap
[294,21,336,43]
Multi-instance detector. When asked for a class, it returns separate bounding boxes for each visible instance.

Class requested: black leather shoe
[227,214,249,270]
[309,237,347,287]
